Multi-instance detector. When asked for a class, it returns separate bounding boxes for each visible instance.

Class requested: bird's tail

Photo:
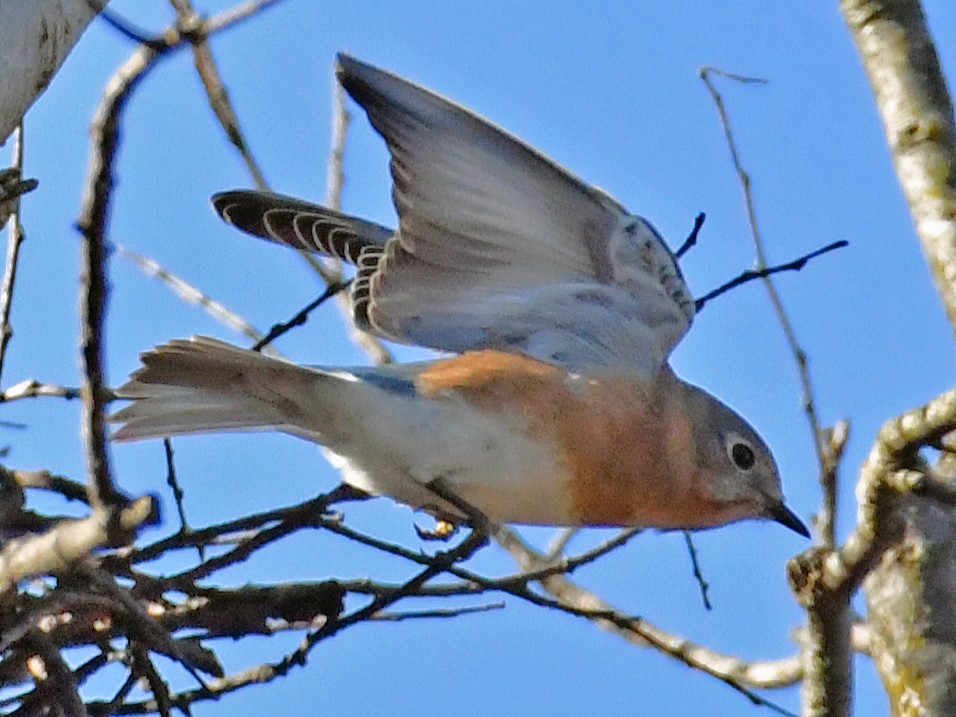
[111,336,338,442]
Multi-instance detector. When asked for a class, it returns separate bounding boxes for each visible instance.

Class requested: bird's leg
[424,476,495,538]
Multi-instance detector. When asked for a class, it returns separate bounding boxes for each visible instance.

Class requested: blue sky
[5,1,956,715]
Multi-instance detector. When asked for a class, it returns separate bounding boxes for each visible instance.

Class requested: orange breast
[416,351,701,527]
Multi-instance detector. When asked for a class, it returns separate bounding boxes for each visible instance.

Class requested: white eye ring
[726,436,756,471]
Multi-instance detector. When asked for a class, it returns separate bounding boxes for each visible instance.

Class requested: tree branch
[842,0,956,337]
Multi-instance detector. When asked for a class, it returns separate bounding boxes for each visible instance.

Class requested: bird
[111,53,809,537]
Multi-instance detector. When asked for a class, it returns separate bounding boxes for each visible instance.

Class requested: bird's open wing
[214,54,695,372]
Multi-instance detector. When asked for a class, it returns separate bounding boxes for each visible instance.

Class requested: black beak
[768,501,810,538]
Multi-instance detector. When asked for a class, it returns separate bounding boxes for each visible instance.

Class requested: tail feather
[111,337,334,442]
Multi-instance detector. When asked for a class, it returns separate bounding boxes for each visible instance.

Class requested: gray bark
[0,0,102,144]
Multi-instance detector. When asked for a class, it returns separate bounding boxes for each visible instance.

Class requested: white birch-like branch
[842,0,956,335]
[0,0,104,144]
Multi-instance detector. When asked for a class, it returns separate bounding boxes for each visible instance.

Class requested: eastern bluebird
[112,54,809,537]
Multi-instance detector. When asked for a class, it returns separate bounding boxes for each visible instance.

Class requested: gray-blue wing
[211,56,695,372]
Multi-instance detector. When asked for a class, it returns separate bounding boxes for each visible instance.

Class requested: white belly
[320,392,574,525]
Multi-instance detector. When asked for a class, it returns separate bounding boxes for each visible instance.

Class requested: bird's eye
[729,441,756,471]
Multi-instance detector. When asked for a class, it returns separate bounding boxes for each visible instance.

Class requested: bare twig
[164,513,309,586]
[250,280,351,351]
[76,0,286,524]
[788,389,956,717]
[77,564,214,694]
[810,389,956,595]
[700,67,839,548]
[493,526,802,692]
[204,0,287,35]
[284,527,488,652]
[114,242,281,356]
[325,77,394,365]
[544,527,578,560]
[93,1,168,50]
[76,530,494,713]
[162,440,197,559]
[75,37,167,520]
[676,212,706,258]
[682,530,712,610]
[316,515,801,698]
[0,379,81,403]
[694,241,848,313]
[1,467,89,504]
[168,0,272,189]
[130,645,173,717]
[119,484,366,565]
[0,127,29,384]
[373,603,505,621]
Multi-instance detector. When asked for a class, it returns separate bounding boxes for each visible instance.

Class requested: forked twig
[694,240,848,312]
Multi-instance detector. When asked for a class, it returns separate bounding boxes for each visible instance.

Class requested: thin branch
[0,127,29,384]
[118,484,366,565]
[314,515,802,696]
[92,2,168,50]
[129,645,173,717]
[325,77,394,366]
[100,530,492,713]
[250,280,350,352]
[682,531,712,610]
[676,212,706,258]
[493,526,802,693]
[76,0,283,521]
[544,527,578,560]
[273,527,488,671]
[75,35,166,520]
[787,389,956,717]
[113,242,281,356]
[0,379,81,403]
[102,672,138,714]
[694,241,848,313]
[204,0,287,35]
[700,67,839,549]
[0,167,39,227]
[373,603,505,622]
[77,564,214,694]
[0,467,89,504]
[169,0,271,190]
[163,513,308,586]
[162,440,198,561]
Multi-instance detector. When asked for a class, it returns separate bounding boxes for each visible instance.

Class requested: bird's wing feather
[213,190,392,264]
[208,55,695,371]
[335,53,694,370]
